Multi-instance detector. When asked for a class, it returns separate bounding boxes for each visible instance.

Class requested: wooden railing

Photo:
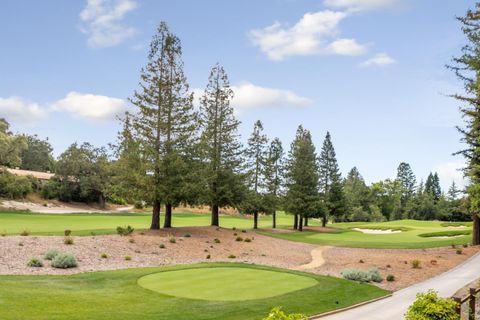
[453,287,480,319]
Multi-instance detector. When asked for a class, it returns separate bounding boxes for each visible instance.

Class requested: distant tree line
[0,21,471,230]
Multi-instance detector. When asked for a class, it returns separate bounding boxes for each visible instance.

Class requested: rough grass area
[0,211,312,236]
[0,263,388,320]
[417,230,472,238]
[263,220,472,249]
[440,222,472,227]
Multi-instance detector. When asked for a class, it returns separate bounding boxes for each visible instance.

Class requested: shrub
[169,237,176,244]
[128,238,135,243]
[233,233,238,236]
[0,171,33,199]
[368,268,383,283]
[64,237,74,245]
[262,307,307,320]
[116,225,134,236]
[456,249,462,255]
[386,274,395,282]
[18,242,24,246]
[405,290,459,320]
[341,268,383,283]
[134,200,144,209]
[44,249,60,260]
[101,253,108,259]
[232,227,236,231]
[206,254,211,259]
[228,254,236,259]
[159,244,166,249]
[411,260,421,269]
[244,238,252,243]
[64,230,72,236]
[236,236,243,242]
[20,229,30,236]
[124,256,132,261]
[27,257,43,267]
[184,234,191,238]
[51,253,77,269]
[359,259,365,263]
[241,230,247,233]
[214,238,221,244]
[463,243,468,248]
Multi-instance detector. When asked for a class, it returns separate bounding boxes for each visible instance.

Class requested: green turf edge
[259,231,472,249]
[0,262,389,320]
[417,230,472,237]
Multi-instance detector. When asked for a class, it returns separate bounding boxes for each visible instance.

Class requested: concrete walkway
[317,252,480,320]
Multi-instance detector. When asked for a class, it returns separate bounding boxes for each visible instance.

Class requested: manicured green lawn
[263,220,473,249]
[0,263,388,320]
[0,211,305,236]
[138,267,318,301]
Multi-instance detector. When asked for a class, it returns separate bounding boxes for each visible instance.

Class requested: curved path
[315,252,480,320]
[291,246,330,271]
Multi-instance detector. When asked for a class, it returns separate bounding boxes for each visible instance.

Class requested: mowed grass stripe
[138,267,318,301]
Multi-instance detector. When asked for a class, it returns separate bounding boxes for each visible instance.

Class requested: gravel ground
[315,245,480,291]
[0,227,315,275]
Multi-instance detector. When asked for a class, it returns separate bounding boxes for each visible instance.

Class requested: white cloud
[324,0,399,12]
[193,82,312,113]
[51,92,127,121]
[249,10,367,60]
[360,52,396,67]
[0,97,48,124]
[433,162,466,189]
[79,0,138,48]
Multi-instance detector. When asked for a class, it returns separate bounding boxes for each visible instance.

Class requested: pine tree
[318,131,343,225]
[129,22,197,229]
[344,167,368,212]
[447,181,461,201]
[396,162,416,201]
[284,126,320,231]
[243,120,269,229]
[425,172,441,202]
[264,137,284,228]
[199,64,244,226]
[448,3,480,245]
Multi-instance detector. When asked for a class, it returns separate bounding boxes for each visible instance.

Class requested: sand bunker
[431,235,465,239]
[352,228,402,234]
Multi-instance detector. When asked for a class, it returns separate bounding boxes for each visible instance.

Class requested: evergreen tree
[284,126,320,231]
[344,167,368,212]
[425,172,441,202]
[264,137,285,228]
[199,64,244,226]
[129,22,197,229]
[448,3,480,244]
[447,181,461,201]
[396,162,416,202]
[318,131,344,225]
[243,120,269,229]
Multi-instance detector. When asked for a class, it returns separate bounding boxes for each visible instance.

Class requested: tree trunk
[211,204,219,226]
[272,211,276,229]
[254,212,258,229]
[299,215,303,231]
[151,199,161,229]
[164,203,172,228]
[293,214,298,230]
[304,217,309,227]
[98,194,106,209]
[473,213,480,246]
[322,215,327,227]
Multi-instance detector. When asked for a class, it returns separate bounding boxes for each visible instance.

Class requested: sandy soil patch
[0,227,315,275]
[352,228,402,234]
[291,246,330,271]
[431,235,465,239]
[313,246,480,291]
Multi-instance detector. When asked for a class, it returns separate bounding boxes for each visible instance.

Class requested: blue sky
[0,0,474,189]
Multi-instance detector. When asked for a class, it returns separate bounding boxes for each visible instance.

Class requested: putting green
[138,267,318,301]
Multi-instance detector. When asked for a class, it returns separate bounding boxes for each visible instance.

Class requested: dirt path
[291,246,330,271]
